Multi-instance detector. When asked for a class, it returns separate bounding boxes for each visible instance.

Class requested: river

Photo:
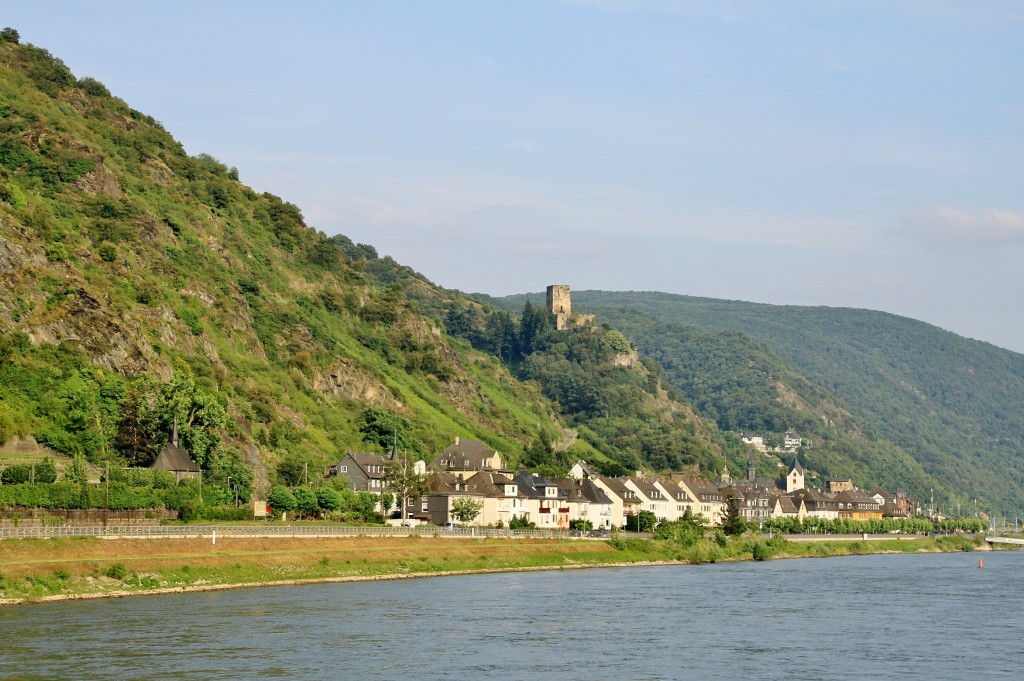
[2,551,1021,680]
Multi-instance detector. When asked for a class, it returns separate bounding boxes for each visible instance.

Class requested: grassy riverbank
[0,532,1001,605]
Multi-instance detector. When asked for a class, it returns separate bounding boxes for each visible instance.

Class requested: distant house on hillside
[432,437,506,480]
[151,424,200,483]
[740,433,767,453]
[825,477,854,494]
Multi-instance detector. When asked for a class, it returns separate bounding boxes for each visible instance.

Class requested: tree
[210,448,254,504]
[293,486,318,519]
[518,300,552,359]
[0,27,19,44]
[1,464,31,484]
[163,368,227,470]
[450,497,484,524]
[625,509,657,533]
[382,452,426,520]
[267,485,297,518]
[721,494,749,536]
[357,407,422,455]
[379,491,395,515]
[509,514,535,530]
[276,455,308,486]
[654,507,708,544]
[35,457,57,484]
[316,487,341,514]
[66,454,89,485]
[115,376,164,466]
[77,76,111,98]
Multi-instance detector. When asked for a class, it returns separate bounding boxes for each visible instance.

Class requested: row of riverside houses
[327,438,924,529]
[717,455,925,528]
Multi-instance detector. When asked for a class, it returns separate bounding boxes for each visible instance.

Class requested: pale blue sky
[6,1,1023,351]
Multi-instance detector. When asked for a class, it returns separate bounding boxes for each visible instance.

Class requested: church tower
[787,457,805,493]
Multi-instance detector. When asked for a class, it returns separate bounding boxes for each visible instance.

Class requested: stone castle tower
[546,284,572,331]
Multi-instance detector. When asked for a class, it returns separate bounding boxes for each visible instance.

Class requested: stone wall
[0,507,177,527]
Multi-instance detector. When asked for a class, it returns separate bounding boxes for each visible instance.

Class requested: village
[328,434,928,532]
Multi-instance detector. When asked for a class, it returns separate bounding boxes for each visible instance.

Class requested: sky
[5,1,1024,352]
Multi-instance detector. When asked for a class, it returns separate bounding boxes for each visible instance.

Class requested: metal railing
[0,524,585,540]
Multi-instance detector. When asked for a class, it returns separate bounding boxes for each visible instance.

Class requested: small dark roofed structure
[151,423,200,483]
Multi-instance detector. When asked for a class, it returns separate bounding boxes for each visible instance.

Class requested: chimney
[454,436,460,446]
[172,421,179,448]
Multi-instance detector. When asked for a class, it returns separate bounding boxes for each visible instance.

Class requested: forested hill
[0,34,575,494]
[0,34,742,495]
[494,291,1024,517]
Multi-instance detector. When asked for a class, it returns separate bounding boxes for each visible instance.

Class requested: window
[340,465,348,473]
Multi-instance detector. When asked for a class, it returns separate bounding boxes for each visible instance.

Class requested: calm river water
[2,551,1022,680]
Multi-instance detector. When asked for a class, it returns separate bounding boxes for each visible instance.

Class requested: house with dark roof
[790,488,839,519]
[825,477,854,494]
[722,483,773,526]
[151,425,200,483]
[593,476,641,528]
[626,476,672,520]
[558,477,615,529]
[677,478,727,527]
[514,471,567,529]
[422,470,486,525]
[464,470,526,526]
[432,437,506,480]
[835,489,883,521]
[772,494,805,520]
[330,452,391,492]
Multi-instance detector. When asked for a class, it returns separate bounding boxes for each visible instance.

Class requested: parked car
[442,522,460,531]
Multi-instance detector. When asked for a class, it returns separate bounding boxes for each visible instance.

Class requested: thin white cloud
[899,205,1024,246]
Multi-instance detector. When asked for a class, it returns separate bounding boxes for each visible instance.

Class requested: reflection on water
[2,552,1022,680]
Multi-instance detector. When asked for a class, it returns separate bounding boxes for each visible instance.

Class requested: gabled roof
[558,478,614,505]
[628,477,664,499]
[341,452,389,479]
[652,479,694,503]
[597,476,641,505]
[513,470,557,499]
[775,495,799,514]
[433,438,504,471]
[679,478,723,499]
[152,443,199,473]
[836,489,880,505]
[789,457,804,474]
[571,460,599,478]
[465,471,523,498]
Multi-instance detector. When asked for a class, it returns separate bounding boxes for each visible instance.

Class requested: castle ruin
[546,285,572,330]
[546,284,594,330]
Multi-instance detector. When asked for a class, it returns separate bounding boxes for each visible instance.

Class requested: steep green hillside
[0,35,563,492]
[498,290,1024,516]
